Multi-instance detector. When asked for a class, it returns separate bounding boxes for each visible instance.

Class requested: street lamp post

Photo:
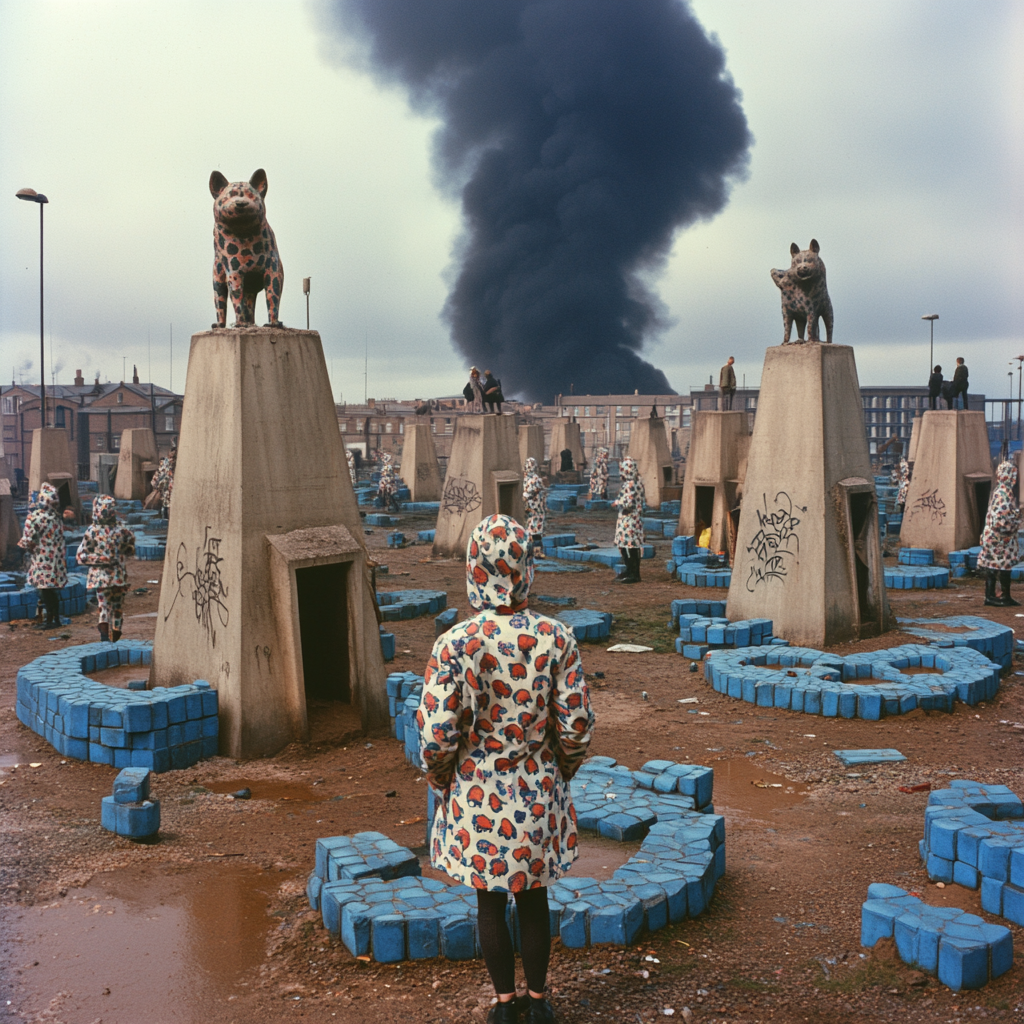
[1015,355,1024,442]
[16,188,49,427]
[921,314,939,379]
[303,277,310,330]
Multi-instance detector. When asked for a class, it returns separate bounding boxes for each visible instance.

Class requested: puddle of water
[0,753,26,768]
[85,664,150,689]
[5,863,277,1023]
[205,778,326,803]
[711,759,810,816]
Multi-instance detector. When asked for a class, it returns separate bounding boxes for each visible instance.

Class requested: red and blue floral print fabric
[417,514,595,891]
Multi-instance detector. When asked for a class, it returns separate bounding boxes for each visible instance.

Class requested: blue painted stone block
[372,915,406,963]
[113,767,151,804]
[100,795,160,838]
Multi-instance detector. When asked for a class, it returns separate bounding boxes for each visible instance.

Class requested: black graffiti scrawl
[165,525,230,646]
[442,477,483,517]
[909,489,947,523]
[745,491,807,592]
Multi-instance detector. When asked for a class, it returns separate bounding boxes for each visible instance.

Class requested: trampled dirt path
[1,507,1022,1023]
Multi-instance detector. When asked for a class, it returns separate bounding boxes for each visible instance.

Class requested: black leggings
[40,588,60,624]
[476,888,550,995]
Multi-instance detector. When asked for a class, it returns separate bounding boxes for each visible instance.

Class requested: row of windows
[862,395,927,410]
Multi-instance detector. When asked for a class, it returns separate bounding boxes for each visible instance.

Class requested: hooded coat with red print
[977,461,1021,571]
[76,495,137,589]
[612,456,646,549]
[522,457,546,536]
[18,483,68,590]
[417,514,595,891]
[377,452,397,497]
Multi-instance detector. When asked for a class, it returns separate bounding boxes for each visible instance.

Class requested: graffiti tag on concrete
[442,477,482,516]
[165,525,230,646]
[745,491,806,592]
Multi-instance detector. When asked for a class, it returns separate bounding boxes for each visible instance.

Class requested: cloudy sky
[1,0,1021,405]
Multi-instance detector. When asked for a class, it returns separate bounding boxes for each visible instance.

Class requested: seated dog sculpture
[210,169,284,328]
[771,239,833,344]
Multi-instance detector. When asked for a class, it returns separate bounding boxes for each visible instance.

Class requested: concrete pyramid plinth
[677,411,749,554]
[628,416,675,508]
[726,344,890,647]
[114,427,159,500]
[900,411,992,561]
[400,423,443,502]
[151,328,387,758]
[519,424,545,471]
[28,427,81,520]
[0,440,16,563]
[433,415,524,558]
[548,420,584,476]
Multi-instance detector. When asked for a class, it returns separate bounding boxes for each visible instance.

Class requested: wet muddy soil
[1,507,1023,1023]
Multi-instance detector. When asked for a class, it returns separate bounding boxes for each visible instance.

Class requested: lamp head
[16,188,48,204]
[921,314,939,321]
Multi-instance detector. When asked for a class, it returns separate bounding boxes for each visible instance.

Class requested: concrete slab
[677,410,749,554]
[432,415,524,558]
[400,423,443,503]
[835,749,907,766]
[900,411,992,561]
[150,328,387,758]
[518,424,545,472]
[726,344,890,647]
[114,427,159,501]
[28,427,82,521]
[628,415,675,509]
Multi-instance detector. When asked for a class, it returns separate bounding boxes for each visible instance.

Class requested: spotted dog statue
[771,239,833,344]
[210,169,284,328]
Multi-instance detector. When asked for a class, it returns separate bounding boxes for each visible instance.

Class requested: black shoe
[984,597,1007,607]
[525,998,556,1023]
[487,1000,520,1024]
[999,573,1019,606]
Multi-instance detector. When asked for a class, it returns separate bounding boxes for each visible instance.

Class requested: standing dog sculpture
[771,239,833,344]
[210,169,284,328]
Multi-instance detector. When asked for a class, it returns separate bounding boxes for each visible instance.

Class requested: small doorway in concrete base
[840,480,883,638]
[492,471,522,520]
[296,562,350,703]
[497,483,516,517]
[55,481,72,512]
[694,485,715,541]
[967,473,991,533]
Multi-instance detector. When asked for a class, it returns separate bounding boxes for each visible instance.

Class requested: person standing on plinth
[613,456,646,584]
[978,460,1021,607]
[719,356,737,411]
[589,446,609,500]
[928,365,944,411]
[76,494,136,642]
[522,457,546,558]
[17,482,67,630]
[417,514,594,1024]
[463,367,484,412]
[951,357,969,410]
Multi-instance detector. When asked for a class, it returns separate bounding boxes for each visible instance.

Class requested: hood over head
[465,514,533,614]
[620,456,638,482]
[596,447,609,461]
[524,457,538,476]
[996,460,1017,488]
[92,494,117,525]
[37,482,60,513]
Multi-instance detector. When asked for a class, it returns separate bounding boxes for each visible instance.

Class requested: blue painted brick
[113,767,151,803]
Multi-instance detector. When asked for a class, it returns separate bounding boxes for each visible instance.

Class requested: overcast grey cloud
[1,0,1021,406]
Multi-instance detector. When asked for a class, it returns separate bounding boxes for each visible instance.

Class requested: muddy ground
[1,507,1023,1024]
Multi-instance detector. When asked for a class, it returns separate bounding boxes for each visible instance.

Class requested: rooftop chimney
[74,369,84,386]
[132,364,139,384]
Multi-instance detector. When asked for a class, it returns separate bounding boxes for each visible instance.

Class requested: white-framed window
[1,397,14,415]
[112,436,120,450]
[116,392,123,404]
[165,415,174,431]
[385,422,393,434]
[682,410,691,427]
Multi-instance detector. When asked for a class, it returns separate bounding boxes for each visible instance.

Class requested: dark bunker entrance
[296,562,350,704]
[847,490,878,636]
[498,482,516,517]
[694,486,715,540]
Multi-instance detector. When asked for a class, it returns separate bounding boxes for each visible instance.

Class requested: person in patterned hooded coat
[345,448,357,487]
[589,446,609,500]
[76,495,136,641]
[895,457,911,513]
[152,445,176,519]
[612,456,645,584]
[522,457,546,558]
[18,482,68,629]
[375,452,400,512]
[978,460,1021,607]
[417,514,594,1024]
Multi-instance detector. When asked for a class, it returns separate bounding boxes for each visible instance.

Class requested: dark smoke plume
[326,0,751,401]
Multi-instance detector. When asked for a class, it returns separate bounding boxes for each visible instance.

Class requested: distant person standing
[978,460,1021,607]
[928,365,944,410]
[612,457,645,584]
[482,370,504,413]
[522,457,546,558]
[719,356,737,410]
[17,482,67,630]
[895,456,911,513]
[76,495,136,643]
[589,447,609,500]
[463,367,484,412]
[951,357,969,409]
